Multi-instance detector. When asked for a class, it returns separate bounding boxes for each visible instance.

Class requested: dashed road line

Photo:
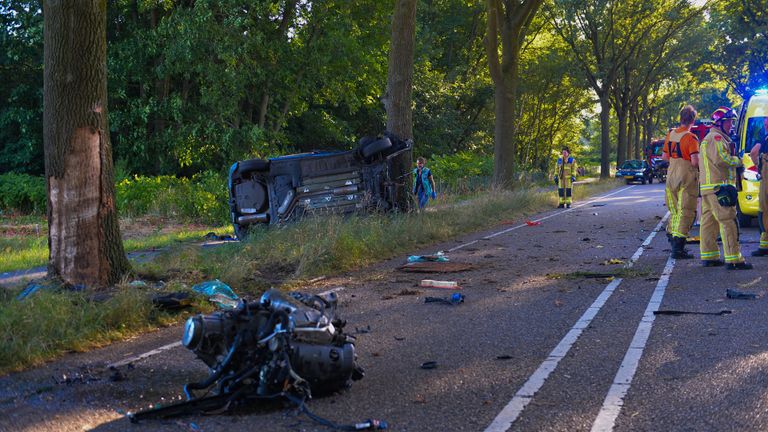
[591,255,675,432]
[107,341,183,369]
[448,185,635,252]
[484,212,669,432]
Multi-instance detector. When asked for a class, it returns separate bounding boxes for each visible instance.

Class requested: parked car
[735,89,768,227]
[616,159,652,184]
[228,132,413,238]
[645,139,667,183]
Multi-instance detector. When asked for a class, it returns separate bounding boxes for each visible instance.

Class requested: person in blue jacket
[413,157,437,209]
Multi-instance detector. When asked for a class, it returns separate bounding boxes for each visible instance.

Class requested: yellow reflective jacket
[699,127,741,196]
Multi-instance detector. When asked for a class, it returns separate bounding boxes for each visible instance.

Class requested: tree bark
[599,94,612,178]
[44,0,130,288]
[384,0,417,209]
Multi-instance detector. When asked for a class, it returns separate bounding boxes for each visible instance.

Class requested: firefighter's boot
[671,236,693,259]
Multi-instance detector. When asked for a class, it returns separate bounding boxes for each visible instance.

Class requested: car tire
[648,176,653,184]
[626,180,632,185]
[238,159,269,174]
[360,137,392,159]
[737,203,752,228]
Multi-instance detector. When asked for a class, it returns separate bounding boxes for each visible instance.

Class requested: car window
[744,117,768,152]
[621,161,642,169]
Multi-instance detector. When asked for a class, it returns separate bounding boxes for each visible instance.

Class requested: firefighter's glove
[571,176,576,182]
[554,176,559,185]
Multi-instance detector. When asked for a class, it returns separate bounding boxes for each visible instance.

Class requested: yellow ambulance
[736,89,768,227]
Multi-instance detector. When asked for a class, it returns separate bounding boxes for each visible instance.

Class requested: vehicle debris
[424,293,465,305]
[726,289,759,300]
[420,361,438,369]
[129,289,373,429]
[654,309,732,316]
[526,221,542,226]
[601,258,625,265]
[407,252,448,263]
[152,292,193,311]
[419,279,459,289]
[191,279,239,309]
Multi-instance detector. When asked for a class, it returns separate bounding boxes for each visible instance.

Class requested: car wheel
[360,137,392,159]
[648,176,653,184]
[626,180,631,185]
[238,159,269,174]
[737,203,752,228]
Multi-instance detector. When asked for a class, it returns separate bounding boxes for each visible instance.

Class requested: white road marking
[591,255,675,432]
[107,341,183,369]
[484,212,669,432]
[448,185,636,252]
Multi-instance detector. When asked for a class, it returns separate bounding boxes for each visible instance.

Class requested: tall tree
[548,0,654,178]
[44,0,130,287]
[484,0,544,185]
[384,0,417,208]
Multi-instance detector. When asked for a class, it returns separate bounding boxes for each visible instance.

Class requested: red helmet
[711,106,737,123]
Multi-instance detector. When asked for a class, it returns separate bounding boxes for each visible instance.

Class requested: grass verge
[0,179,620,374]
[0,227,232,274]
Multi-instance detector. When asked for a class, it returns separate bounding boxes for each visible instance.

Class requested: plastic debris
[419,279,459,289]
[192,279,239,309]
[495,355,513,360]
[726,289,759,300]
[424,293,465,306]
[601,258,625,265]
[128,280,149,288]
[525,221,542,226]
[16,282,44,300]
[407,251,448,263]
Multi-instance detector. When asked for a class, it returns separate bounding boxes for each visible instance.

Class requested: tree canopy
[1,0,766,179]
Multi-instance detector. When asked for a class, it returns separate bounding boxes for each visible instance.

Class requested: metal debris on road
[726,289,759,300]
[654,309,732,316]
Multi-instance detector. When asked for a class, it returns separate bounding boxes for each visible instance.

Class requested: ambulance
[736,89,768,227]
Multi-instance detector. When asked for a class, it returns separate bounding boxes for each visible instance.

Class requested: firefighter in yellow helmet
[698,106,752,269]
[554,147,576,208]
[662,105,699,259]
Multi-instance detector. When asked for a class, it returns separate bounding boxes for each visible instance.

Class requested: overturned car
[228,133,413,238]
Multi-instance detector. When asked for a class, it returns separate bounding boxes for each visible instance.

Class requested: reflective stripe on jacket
[699,128,740,195]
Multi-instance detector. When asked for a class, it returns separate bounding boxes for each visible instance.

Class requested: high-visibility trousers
[758,154,768,249]
[699,193,744,263]
[558,176,573,205]
[665,158,698,238]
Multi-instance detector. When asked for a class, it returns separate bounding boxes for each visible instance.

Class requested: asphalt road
[2,182,768,432]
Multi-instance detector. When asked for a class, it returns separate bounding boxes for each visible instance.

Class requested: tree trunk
[493,81,518,185]
[627,112,634,161]
[384,0,416,209]
[44,0,130,288]
[616,110,627,167]
[599,95,612,178]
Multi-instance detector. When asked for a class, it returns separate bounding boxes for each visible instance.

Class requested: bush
[429,151,493,193]
[115,171,229,225]
[0,173,47,214]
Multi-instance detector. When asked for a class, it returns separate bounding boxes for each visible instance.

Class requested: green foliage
[115,171,229,225]
[0,173,46,213]
[429,151,494,192]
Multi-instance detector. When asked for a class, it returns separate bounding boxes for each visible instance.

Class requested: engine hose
[184,334,243,400]
[217,363,260,394]
[283,393,388,431]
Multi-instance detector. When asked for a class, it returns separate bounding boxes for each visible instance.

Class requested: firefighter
[748,116,768,256]
[662,105,699,259]
[698,106,752,269]
[554,147,576,208]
